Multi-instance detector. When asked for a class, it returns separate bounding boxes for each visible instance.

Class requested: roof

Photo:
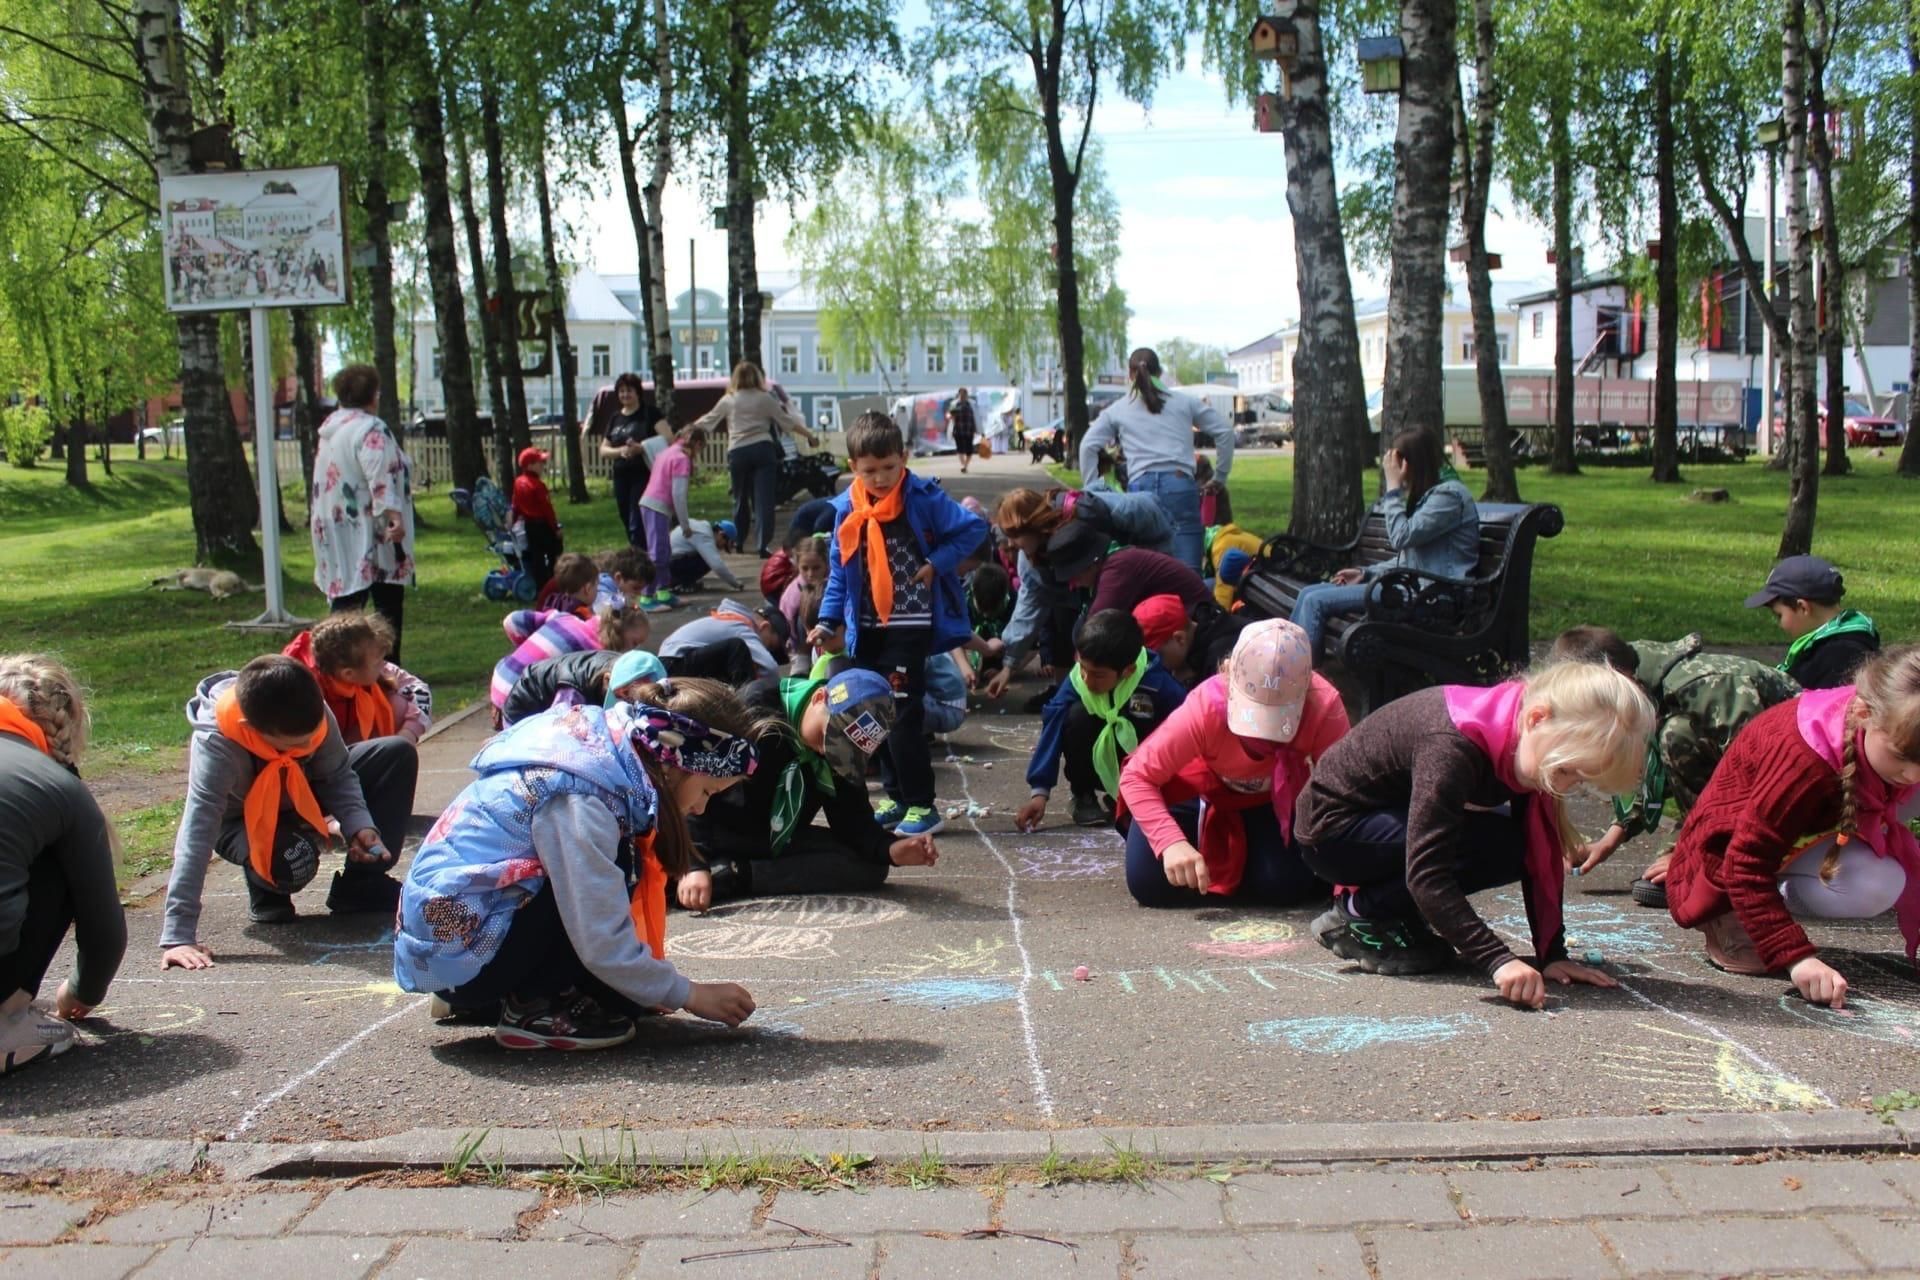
[567,271,639,324]
[1228,331,1288,358]
[1357,35,1405,60]
[1506,274,1631,308]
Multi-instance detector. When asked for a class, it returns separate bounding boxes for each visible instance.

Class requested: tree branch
[0,113,158,213]
[0,23,142,89]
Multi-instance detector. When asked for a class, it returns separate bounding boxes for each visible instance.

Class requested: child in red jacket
[1665,646,1920,1008]
[512,447,562,590]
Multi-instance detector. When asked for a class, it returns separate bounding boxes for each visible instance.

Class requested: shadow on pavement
[428,1026,945,1083]
[5,1032,242,1116]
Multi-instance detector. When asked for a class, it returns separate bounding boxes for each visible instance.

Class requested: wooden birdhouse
[1449,241,1470,264]
[1249,15,1300,68]
[1358,35,1404,95]
[711,207,729,230]
[1486,252,1502,269]
[1755,114,1785,147]
[1254,93,1285,133]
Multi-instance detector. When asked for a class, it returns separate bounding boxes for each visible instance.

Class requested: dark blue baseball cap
[1744,555,1845,608]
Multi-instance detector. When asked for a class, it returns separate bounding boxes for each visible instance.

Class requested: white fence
[273,427,732,493]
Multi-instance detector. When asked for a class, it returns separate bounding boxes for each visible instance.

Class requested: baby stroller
[451,476,537,602]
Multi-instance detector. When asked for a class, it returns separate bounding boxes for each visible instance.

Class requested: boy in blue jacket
[810,412,988,837]
[1015,609,1187,832]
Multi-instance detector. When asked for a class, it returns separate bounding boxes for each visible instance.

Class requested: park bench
[1238,501,1565,713]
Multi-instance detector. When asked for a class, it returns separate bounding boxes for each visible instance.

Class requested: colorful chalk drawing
[1487,893,1678,957]
[1595,1023,1830,1111]
[668,894,907,962]
[815,976,1017,1010]
[286,978,411,1008]
[1777,991,1920,1047]
[96,1001,207,1035]
[295,928,397,967]
[1189,920,1305,959]
[1038,958,1350,995]
[1013,835,1126,881]
[1247,1012,1489,1054]
[866,937,1014,980]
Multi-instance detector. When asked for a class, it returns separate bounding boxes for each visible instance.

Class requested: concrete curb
[417,697,490,744]
[17,1112,1911,1182]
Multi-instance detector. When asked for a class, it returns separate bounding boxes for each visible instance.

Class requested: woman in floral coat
[311,365,416,660]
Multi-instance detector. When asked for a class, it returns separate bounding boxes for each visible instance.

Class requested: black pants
[611,465,647,547]
[1059,702,1148,801]
[442,884,640,1016]
[853,626,934,808]
[522,521,563,594]
[710,828,890,899]
[330,583,407,664]
[0,855,73,999]
[213,737,420,893]
[661,638,758,687]
[728,440,782,554]
[1297,809,1527,922]
[1123,801,1320,908]
[668,550,710,590]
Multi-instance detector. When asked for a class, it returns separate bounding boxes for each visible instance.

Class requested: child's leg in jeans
[856,627,934,808]
[1123,805,1203,908]
[0,855,75,1000]
[1297,809,1524,921]
[744,828,892,897]
[1235,804,1324,905]
[1778,839,1907,919]
[443,885,591,1009]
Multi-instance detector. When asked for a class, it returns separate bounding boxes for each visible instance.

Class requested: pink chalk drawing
[1188,920,1305,959]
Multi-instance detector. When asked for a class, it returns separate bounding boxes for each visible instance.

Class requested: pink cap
[1225,618,1313,743]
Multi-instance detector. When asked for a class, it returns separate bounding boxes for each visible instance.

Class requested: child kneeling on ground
[1019,609,1186,832]
[682,668,938,908]
[1116,618,1348,907]
[161,656,417,970]
[395,681,763,1049]
[1294,661,1653,1009]
[1663,646,1920,1008]
[501,649,667,727]
[284,610,433,745]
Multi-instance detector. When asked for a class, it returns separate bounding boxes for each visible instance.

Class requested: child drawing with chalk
[1294,661,1654,1009]
[1115,618,1349,908]
[1663,646,1920,1009]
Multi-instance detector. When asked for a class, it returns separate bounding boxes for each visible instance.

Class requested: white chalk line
[1612,976,1834,1110]
[942,747,1057,1119]
[227,995,428,1140]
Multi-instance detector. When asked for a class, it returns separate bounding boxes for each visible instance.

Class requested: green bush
[1,403,52,469]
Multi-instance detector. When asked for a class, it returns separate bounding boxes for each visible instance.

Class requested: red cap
[517,447,549,470]
[1135,593,1190,650]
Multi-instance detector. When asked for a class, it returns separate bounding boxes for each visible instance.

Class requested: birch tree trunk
[643,0,678,421]
[534,137,588,504]
[1381,0,1456,445]
[1458,0,1518,501]
[481,77,531,454]
[1549,106,1579,475]
[609,86,660,386]
[725,0,750,370]
[394,0,485,490]
[1808,0,1849,476]
[449,94,507,468]
[1650,27,1682,482]
[1779,0,1820,557]
[1281,7,1369,543]
[1902,0,1920,477]
[359,0,402,434]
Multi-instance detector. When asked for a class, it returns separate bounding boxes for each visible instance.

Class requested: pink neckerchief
[1443,682,1563,959]
[1797,687,1920,961]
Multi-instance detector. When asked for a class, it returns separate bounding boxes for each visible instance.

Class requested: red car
[1828,397,1905,447]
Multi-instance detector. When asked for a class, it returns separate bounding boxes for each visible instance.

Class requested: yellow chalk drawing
[1595,1023,1828,1112]
[286,979,410,1009]
[866,937,1012,980]
[102,1002,207,1033]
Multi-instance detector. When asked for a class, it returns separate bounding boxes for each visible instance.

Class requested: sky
[566,26,1561,357]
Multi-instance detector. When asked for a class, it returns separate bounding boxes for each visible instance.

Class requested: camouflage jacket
[1614,635,1801,838]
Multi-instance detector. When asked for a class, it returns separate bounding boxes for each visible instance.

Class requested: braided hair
[1822,645,1920,880]
[0,653,90,766]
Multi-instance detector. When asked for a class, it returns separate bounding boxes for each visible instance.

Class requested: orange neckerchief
[627,830,669,962]
[0,700,51,756]
[834,476,910,625]
[318,671,396,743]
[214,688,330,884]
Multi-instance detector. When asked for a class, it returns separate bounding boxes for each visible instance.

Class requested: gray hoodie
[160,672,375,948]
[655,597,778,676]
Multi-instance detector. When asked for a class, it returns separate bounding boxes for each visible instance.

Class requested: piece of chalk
[1572,867,1583,876]
[1073,965,1091,982]
[1583,949,1605,966]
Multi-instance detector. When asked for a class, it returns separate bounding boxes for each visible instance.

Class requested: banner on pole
[160,166,348,313]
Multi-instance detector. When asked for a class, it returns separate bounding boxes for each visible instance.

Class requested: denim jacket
[1362,478,1481,582]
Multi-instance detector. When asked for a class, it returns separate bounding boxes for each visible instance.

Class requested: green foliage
[1,403,52,468]
[1157,338,1231,386]
[1872,1089,1920,1124]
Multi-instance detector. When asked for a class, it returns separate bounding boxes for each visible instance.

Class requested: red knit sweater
[1665,697,1842,971]
[512,473,557,526]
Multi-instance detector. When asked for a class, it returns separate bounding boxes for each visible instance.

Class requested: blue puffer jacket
[393,703,658,994]
[818,471,989,656]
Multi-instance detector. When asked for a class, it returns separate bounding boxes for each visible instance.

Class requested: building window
[697,347,713,373]
[430,348,443,380]
[961,345,980,374]
[816,347,835,374]
[854,349,874,374]
[1531,311,1544,339]
[591,345,611,378]
[779,343,800,374]
[887,351,903,373]
[925,344,945,374]
[814,397,835,430]
[1498,336,1510,361]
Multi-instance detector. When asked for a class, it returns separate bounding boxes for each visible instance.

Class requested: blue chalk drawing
[1776,992,1920,1046]
[815,976,1017,1010]
[1247,1013,1490,1054]
[1488,893,1675,956]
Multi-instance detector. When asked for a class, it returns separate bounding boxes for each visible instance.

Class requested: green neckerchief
[808,650,836,681]
[768,677,833,853]
[778,676,836,794]
[1069,649,1150,797]
[1613,740,1669,840]
[1779,609,1878,673]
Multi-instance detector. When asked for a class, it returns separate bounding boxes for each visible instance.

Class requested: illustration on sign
[159,166,348,312]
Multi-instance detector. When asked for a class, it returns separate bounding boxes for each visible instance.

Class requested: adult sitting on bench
[1288,428,1479,663]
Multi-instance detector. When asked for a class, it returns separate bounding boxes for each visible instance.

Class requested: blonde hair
[1825,645,1920,878]
[0,653,90,765]
[792,534,830,573]
[728,361,765,393]
[598,604,650,650]
[1518,660,1657,855]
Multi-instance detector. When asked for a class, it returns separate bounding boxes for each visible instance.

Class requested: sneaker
[248,884,297,924]
[1070,792,1113,828]
[326,869,401,915]
[895,806,946,837]
[0,1005,74,1074]
[1311,899,1452,975]
[873,799,906,830]
[640,593,675,613]
[1702,910,1771,976]
[495,991,637,1051]
[1631,878,1669,910]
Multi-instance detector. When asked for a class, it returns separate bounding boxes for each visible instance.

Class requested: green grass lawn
[1065,453,1918,646]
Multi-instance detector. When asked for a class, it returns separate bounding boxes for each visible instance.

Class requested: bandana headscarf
[1070,649,1150,797]
[0,699,51,757]
[627,705,758,779]
[1443,681,1564,959]
[1796,686,1920,960]
[835,476,910,625]
[214,687,330,885]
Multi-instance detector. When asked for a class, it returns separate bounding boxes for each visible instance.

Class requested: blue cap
[715,519,738,543]
[1218,547,1254,587]
[604,650,668,706]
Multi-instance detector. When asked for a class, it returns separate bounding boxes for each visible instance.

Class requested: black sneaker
[1631,878,1669,909]
[495,991,636,1051]
[248,884,297,924]
[326,869,402,915]
[1311,900,1452,975]
[1070,792,1113,828]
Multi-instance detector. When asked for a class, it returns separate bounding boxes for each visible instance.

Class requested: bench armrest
[1363,567,1501,636]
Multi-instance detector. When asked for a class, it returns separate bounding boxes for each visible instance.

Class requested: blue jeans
[1288,582,1372,660]
[1127,469,1203,575]
[1094,490,1176,557]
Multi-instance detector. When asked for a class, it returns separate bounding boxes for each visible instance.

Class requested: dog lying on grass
[149,568,262,599]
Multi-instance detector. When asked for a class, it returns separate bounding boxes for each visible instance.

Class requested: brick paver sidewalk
[6,1154,1919,1277]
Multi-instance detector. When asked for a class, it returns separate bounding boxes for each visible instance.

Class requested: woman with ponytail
[1075,347,1234,575]
[396,678,772,1050]
[1664,646,1920,1008]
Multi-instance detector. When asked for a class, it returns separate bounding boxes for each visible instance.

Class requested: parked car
[1831,397,1905,447]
